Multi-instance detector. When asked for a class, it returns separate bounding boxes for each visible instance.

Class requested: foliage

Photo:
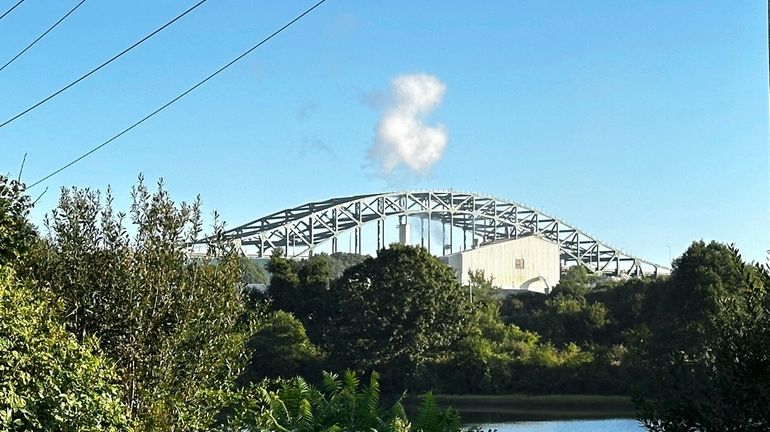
[28,177,255,431]
[413,393,460,432]
[465,270,501,306]
[266,250,302,313]
[0,266,130,431]
[0,175,36,267]
[240,311,324,384]
[326,252,368,279]
[550,265,594,297]
[266,251,369,345]
[226,371,460,432]
[266,252,329,343]
[240,256,268,285]
[326,244,468,389]
[645,241,751,360]
[638,244,770,431]
[10,168,769,431]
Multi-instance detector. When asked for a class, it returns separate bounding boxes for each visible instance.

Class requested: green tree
[465,270,501,306]
[0,176,36,267]
[327,244,468,389]
[240,256,268,285]
[326,252,368,279]
[265,252,371,346]
[552,265,593,297]
[240,311,324,384]
[649,241,749,355]
[266,249,301,312]
[30,177,255,431]
[0,266,130,431]
[638,244,770,431]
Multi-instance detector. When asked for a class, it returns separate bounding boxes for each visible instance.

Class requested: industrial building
[439,236,560,294]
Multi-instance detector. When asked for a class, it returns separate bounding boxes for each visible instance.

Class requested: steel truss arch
[204,191,666,276]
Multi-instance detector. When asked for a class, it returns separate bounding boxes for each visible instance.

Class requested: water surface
[474,419,644,431]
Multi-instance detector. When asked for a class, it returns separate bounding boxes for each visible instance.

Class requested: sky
[0,0,768,266]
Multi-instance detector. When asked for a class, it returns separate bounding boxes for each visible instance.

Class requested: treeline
[0,176,461,432]
[248,209,770,429]
[2,175,769,431]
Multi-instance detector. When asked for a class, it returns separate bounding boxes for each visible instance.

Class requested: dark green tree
[239,311,323,384]
[267,252,364,345]
[266,249,301,312]
[638,243,770,431]
[646,241,751,363]
[326,244,468,389]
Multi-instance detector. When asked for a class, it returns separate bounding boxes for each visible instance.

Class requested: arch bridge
[205,191,666,276]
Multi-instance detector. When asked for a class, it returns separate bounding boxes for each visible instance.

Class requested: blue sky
[1,0,767,265]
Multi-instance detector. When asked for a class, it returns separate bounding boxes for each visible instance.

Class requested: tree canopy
[326,244,468,387]
[0,176,35,267]
[0,265,130,431]
[28,177,256,431]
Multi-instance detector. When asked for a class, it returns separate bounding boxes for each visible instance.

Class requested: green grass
[407,394,637,423]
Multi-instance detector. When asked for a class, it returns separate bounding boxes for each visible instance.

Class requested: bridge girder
[202,191,666,276]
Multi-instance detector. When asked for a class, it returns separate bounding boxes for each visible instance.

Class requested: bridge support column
[377,219,385,251]
[354,226,361,255]
[399,216,410,245]
[420,217,425,249]
[472,216,477,248]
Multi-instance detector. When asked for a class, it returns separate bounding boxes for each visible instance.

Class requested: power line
[0,0,209,130]
[28,0,328,189]
[0,0,88,73]
[0,0,26,23]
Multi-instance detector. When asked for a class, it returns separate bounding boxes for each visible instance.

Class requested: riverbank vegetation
[1,175,768,431]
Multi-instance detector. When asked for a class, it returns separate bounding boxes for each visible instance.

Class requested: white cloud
[368,73,448,176]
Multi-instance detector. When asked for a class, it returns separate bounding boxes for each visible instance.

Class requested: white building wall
[440,236,560,294]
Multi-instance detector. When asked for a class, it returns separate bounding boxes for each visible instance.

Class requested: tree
[0,176,36,267]
[266,252,362,345]
[648,241,749,356]
[0,266,130,431]
[638,243,770,431]
[552,265,593,297]
[29,177,255,431]
[239,311,323,384]
[266,249,301,313]
[326,252,368,279]
[240,256,268,285]
[326,244,468,389]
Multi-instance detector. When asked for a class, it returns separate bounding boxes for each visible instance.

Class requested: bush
[0,266,130,431]
[240,311,324,384]
[226,371,460,432]
[29,177,256,430]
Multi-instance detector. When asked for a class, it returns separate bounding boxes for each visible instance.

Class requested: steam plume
[368,73,448,176]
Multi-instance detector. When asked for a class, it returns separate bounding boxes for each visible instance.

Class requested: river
[470,419,644,431]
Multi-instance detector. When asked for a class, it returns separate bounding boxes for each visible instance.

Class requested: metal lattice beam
[199,191,667,276]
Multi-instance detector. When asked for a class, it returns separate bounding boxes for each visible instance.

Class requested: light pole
[666,245,672,266]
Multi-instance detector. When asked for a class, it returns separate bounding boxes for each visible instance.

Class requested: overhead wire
[0,0,209,130]
[27,0,328,189]
[0,0,26,23]
[0,0,88,73]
